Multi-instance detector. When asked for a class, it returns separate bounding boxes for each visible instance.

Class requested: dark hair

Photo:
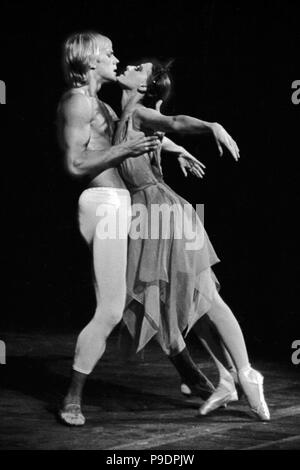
[142,60,173,109]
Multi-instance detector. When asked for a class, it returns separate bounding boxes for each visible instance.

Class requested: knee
[106,308,123,328]
[95,300,124,329]
[168,338,186,357]
[212,290,230,310]
[208,292,232,324]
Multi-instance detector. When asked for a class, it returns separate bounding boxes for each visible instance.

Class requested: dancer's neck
[121,89,143,112]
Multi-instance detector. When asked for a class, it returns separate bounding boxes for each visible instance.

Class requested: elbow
[72,158,85,176]
[65,151,87,177]
[65,159,85,178]
[170,116,183,133]
[70,167,84,178]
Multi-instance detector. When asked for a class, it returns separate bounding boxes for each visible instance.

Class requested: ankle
[64,394,82,407]
[238,364,252,376]
[169,348,201,384]
[227,365,237,376]
[218,374,236,390]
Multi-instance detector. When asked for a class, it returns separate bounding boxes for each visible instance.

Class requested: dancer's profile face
[117,62,153,90]
[92,41,119,82]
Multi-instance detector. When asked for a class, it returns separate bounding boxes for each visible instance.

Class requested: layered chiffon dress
[114,110,220,354]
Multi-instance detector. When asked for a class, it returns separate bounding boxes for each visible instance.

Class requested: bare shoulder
[134,105,157,119]
[134,105,172,133]
[133,105,158,126]
[58,92,92,123]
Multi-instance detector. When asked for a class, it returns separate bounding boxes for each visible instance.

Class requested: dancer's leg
[191,315,239,413]
[168,346,215,400]
[194,315,238,381]
[60,190,130,425]
[72,230,128,374]
[199,288,270,420]
[206,289,250,372]
[155,327,215,400]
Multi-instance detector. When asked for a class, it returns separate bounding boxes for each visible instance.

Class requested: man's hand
[177,150,206,178]
[211,123,240,161]
[123,135,160,158]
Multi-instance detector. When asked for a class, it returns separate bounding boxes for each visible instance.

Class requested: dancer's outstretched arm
[135,106,240,161]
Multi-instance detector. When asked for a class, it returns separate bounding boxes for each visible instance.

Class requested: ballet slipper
[198,374,238,415]
[59,403,86,426]
[238,368,270,421]
[182,369,244,401]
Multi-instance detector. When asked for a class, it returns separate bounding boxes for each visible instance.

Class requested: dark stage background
[0,0,299,356]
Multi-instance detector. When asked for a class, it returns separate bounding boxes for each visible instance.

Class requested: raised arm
[135,107,240,161]
[59,94,159,178]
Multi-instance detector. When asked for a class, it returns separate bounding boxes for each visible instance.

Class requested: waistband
[130,178,164,195]
[85,187,130,194]
[79,186,131,207]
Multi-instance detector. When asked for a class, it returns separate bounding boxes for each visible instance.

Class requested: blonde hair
[62,31,112,86]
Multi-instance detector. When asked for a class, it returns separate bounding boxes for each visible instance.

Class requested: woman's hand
[211,123,240,161]
[177,150,206,178]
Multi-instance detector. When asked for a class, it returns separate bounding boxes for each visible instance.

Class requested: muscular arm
[59,94,158,178]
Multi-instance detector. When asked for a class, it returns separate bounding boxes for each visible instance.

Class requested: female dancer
[115,60,270,420]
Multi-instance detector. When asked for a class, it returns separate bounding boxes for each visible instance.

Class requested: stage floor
[0,331,299,450]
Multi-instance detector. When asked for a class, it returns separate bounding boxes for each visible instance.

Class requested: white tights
[73,188,131,374]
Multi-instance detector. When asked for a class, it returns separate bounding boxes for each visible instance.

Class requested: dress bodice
[115,111,220,356]
[114,111,164,193]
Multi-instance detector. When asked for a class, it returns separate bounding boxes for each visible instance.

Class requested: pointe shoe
[180,375,215,401]
[198,375,238,416]
[59,403,86,426]
[238,368,270,421]
[182,370,244,401]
